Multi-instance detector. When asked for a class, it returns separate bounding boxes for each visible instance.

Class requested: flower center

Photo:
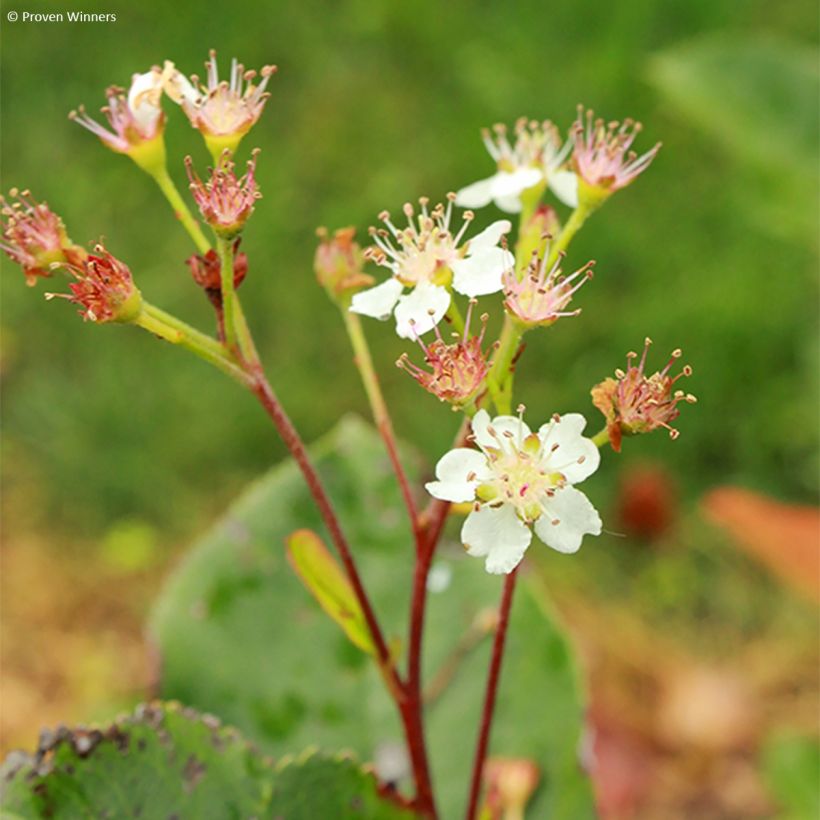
[480,448,560,523]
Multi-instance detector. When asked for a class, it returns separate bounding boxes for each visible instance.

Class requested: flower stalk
[465,567,519,820]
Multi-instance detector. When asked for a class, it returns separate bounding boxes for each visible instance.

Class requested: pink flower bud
[314,227,373,298]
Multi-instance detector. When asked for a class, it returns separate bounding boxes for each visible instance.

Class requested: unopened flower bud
[1,190,86,285]
[187,239,248,308]
[482,757,540,819]
[167,50,277,162]
[591,338,696,451]
[397,300,491,407]
[46,245,142,324]
[314,227,373,301]
[186,149,261,237]
[514,204,560,277]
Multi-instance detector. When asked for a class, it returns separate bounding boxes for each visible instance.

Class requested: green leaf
[0,702,410,819]
[287,528,376,655]
[271,749,414,818]
[149,416,596,817]
[1,702,272,818]
[761,733,820,820]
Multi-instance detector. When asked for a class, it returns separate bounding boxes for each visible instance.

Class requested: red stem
[464,568,519,820]
[403,419,471,818]
[250,367,443,814]
[249,370,395,675]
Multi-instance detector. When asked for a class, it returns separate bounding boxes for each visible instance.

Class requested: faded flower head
[569,106,661,207]
[70,66,173,170]
[350,195,513,338]
[483,757,541,820]
[314,227,373,299]
[47,245,142,324]
[456,118,572,213]
[426,407,601,574]
[503,243,594,328]
[169,50,276,160]
[187,240,248,307]
[397,299,492,407]
[591,337,696,452]
[186,149,261,237]
[1,189,84,285]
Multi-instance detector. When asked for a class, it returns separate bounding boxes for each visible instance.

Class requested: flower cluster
[397,300,492,407]
[186,150,261,236]
[455,118,571,213]
[187,241,248,307]
[46,245,142,324]
[591,338,697,451]
[350,195,513,338]
[570,106,661,208]
[427,408,602,574]
[457,107,660,213]
[314,227,374,300]
[503,246,594,327]
[71,50,276,167]
[1,190,85,285]
[70,67,169,155]
[169,50,277,160]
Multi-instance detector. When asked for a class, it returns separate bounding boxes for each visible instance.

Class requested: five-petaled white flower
[426,408,602,574]
[455,118,576,214]
[350,195,513,339]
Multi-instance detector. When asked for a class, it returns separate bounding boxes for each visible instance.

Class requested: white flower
[350,195,513,339]
[426,408,602,574]
[455,119,573,214]
[70,66,170,153]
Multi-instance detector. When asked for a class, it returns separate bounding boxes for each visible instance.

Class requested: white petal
[394,283,450,339]
[466,219,512,253]
[491,168,543,198]
[548,170,579,208]
[424,448,489,503]
[349,278,403,320]
[435,448,490,484]
[425,480,475,503]
[163,63,200,106]
[534,486,601,554]
[473,413,530,452]
[454,176,498,209]
[493,193,523,213]
[451,247,514,298]
[471,411,532,453]
[462,505,532,574]
[537,413,600,484]
[128,69,164,132]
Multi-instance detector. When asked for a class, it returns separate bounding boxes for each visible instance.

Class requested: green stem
[591,427,611,448]
[486,316,524,415]
[135,303,250,386]
[342,309,421,540]
[546,203,591,268]
[217,236,238,353]
[445,297,465,336]
[150,168,211,255]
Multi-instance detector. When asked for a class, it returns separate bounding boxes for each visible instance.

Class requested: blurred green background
[1,0,818,814]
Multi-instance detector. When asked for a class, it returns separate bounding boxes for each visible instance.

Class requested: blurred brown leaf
[702,487,820,603]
